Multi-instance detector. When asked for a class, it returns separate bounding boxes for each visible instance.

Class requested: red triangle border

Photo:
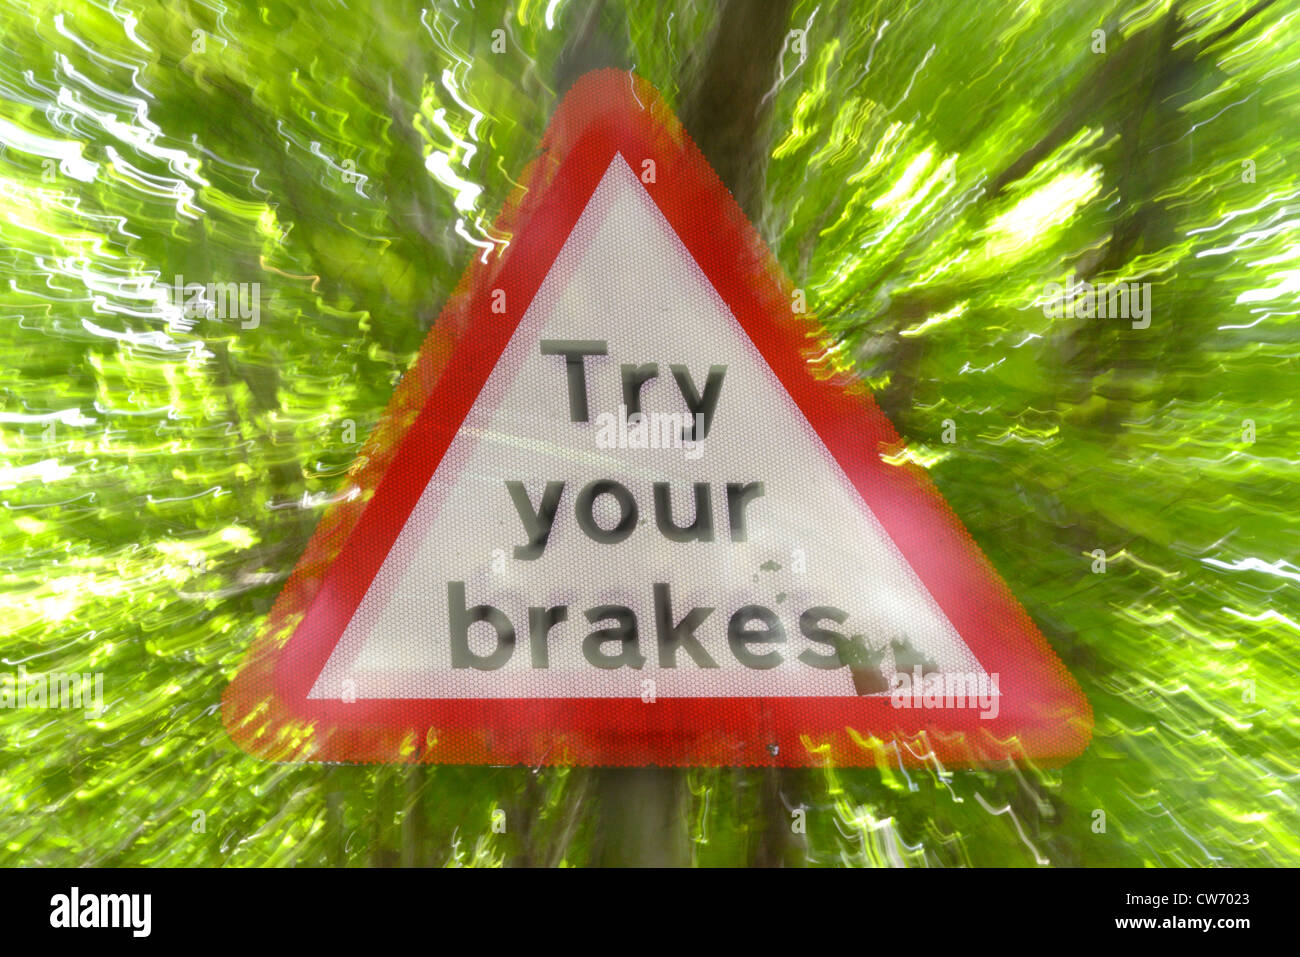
[223,70,1092,767]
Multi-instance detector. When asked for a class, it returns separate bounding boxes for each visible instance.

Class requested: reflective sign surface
[224,73,1090,766]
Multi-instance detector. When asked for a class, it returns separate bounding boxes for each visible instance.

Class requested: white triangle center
[309,156,985,700]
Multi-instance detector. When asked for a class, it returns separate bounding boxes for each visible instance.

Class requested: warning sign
[223,70,1092,767]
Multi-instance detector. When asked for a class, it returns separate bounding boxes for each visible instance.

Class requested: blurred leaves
[0,0,1297,866]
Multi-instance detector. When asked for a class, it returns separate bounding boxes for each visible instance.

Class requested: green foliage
[0,0,1296,866]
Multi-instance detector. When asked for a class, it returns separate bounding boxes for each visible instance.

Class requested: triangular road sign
[224,70,1091,767]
